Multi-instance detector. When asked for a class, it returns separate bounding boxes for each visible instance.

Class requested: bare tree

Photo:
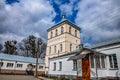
[22,35,46,77]
[22,35,46,58]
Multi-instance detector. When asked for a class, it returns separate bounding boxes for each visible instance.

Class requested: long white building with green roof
[0,52,45,75]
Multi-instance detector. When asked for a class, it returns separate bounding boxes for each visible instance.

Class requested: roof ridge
[90,38,120,48]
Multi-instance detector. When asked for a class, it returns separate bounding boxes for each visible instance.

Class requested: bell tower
[45,15,81,72]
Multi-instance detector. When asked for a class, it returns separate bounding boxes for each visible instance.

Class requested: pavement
[0,74,52,80]
[39,76,52,80]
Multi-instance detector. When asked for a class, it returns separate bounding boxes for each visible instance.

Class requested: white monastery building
[45,15,120,80]
[0,52,45,75]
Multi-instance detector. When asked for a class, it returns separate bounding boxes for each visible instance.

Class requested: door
[82,54,90,80]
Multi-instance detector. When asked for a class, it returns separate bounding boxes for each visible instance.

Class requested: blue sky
[0,0,120,46]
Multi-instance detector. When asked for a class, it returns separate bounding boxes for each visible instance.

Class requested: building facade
[48,39,120,80]
[48,50,81,79]
[90,38,120,79]
[46,15,120,79]
[0,53,45,75]
[45,16,81,72]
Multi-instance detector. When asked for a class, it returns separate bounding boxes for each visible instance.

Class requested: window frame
[17,64,23,68]
[95,55,101,68]
[0,62,3,67]
[49,46,51,54]
[109,54,118,69]
[54,45,56,53]
[73,60,77,71]
[55,29,58,36]
[75,30,77,37]
[59,62,62,71]
[101,55,105,68]
[90,55,94,68]
[69,26,71,34]
[61,26,64,34]
[7,63,14,68]
[53,62,56,71]
[91,55,106,69]
[39,65,43,69]
[60,44,62,52]
[70,44,72,51]
[50,31,53,38]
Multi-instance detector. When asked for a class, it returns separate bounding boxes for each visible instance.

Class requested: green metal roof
[0,52,44,64]
[90,38,120,49]
[47,19,80,32]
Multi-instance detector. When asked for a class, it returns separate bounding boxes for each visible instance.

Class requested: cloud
[75,0,120,45]
[0,0,56,43]
[59,0,79,16]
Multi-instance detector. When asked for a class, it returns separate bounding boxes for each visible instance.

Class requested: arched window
[60,44,62,52]
[61,27,64,34]
[51,31,53,38]
[54,46,56,53]
[55,29,58,36]
[75,30,77,37]
[70,44,72,51]
[69,26,71,34]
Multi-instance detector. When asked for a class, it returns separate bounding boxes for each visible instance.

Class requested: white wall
[92,43,120,78]
[48,56,78,76]
[0,60,45,71]
[48,43,120,78]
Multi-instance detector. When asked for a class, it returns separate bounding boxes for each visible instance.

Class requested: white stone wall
[92,43,120,78]
[48,55,78,76]
[0,60,45,71]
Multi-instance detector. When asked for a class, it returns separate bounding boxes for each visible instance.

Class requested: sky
[0,0,120,46]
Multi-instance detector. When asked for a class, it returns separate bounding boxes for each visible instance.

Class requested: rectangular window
[39,66,43,69]
[49,47,51,54]
[109,54,118,69]
[61,27,64,34]
[17,64,23,68]
[54,46,56,53]
[95,55,101,68]
[51,32,53,38]
[0,62,3,67]
[53,62,56,71]
[55,29,58,36]
[60,44,62,52]
[92,55,106,69]
[59,62,62,71]
[90,55,94,68]
[73,60,77,71]
[75,30,77,37]
[33,65,36,68]
[101,55,105,68]
[70,44,72,51]
[69,27,71,34]
[7,63,14,68]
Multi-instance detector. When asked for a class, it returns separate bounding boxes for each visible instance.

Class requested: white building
[48,50,80,79]
[0,52,45,75]
[48,38,120,80]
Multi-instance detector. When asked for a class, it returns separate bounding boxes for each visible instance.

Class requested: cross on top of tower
[62,13,66,20]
